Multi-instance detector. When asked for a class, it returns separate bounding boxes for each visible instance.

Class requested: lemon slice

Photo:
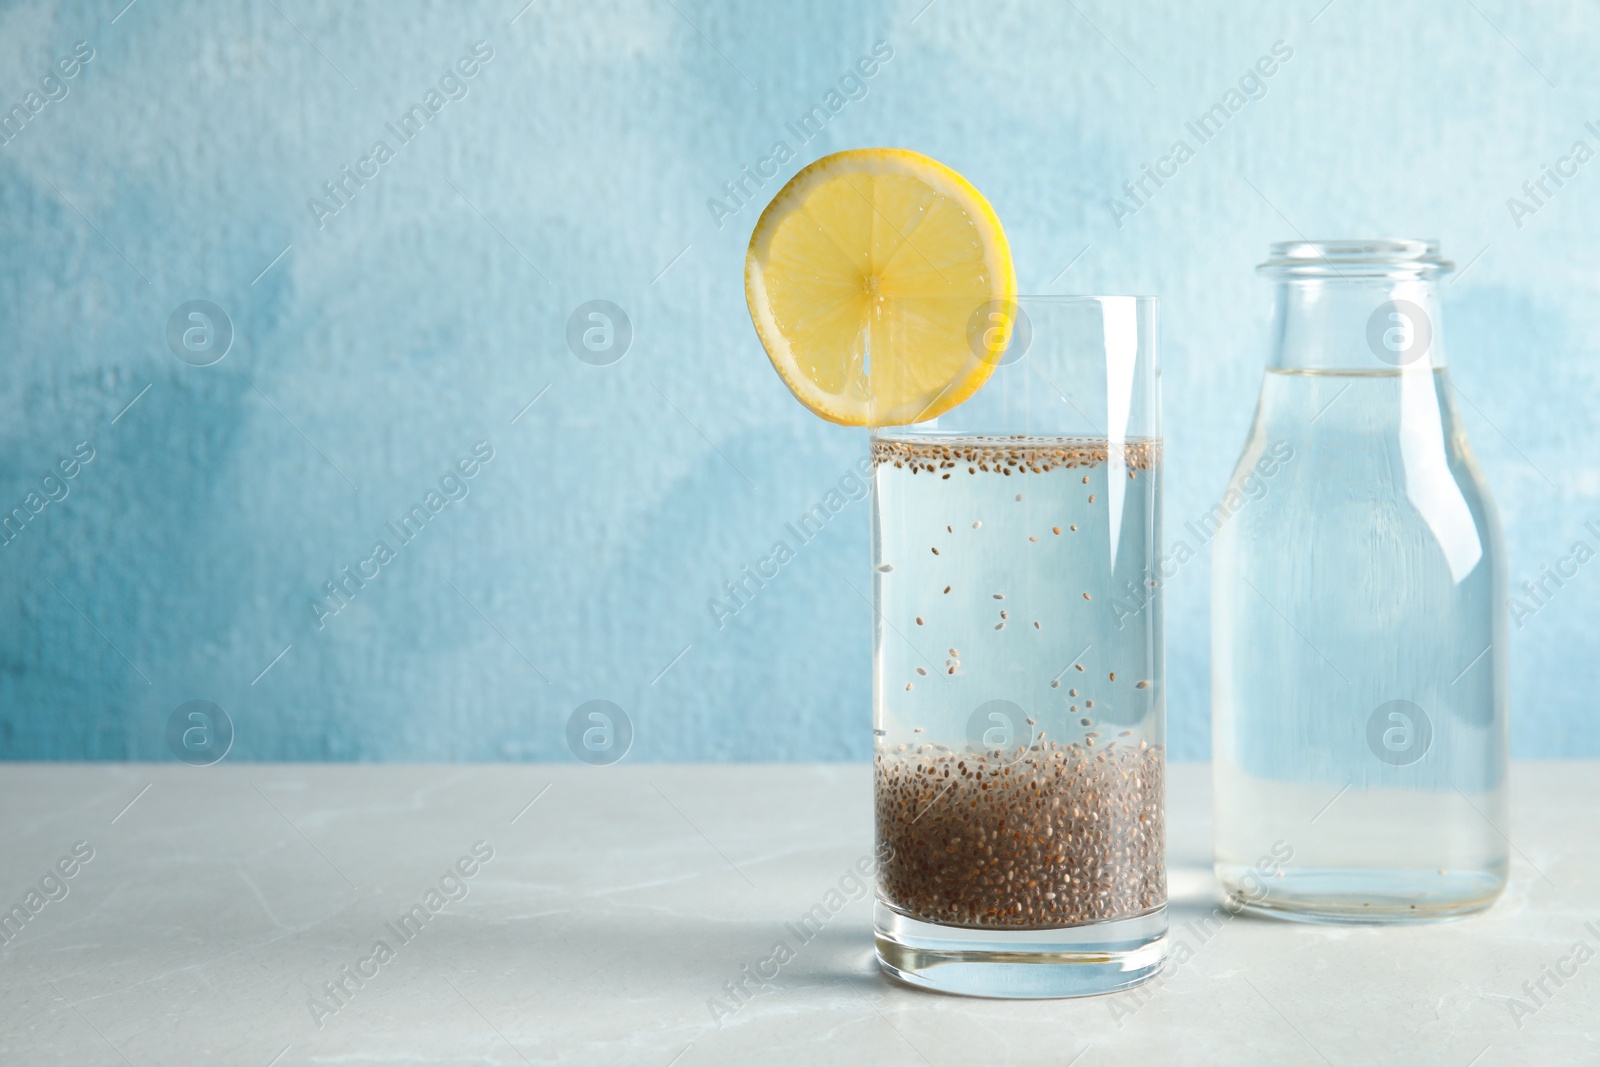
[745,148,1015,427]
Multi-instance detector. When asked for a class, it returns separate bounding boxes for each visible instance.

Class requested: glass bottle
[1211,240,1508,922]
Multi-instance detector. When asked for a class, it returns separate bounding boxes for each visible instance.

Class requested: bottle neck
[1269,276,1447,373]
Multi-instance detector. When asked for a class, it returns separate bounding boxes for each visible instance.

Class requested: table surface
[0,762,1593,1066]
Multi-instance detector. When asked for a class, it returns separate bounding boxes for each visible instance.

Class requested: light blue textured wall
[1,0,1595,760]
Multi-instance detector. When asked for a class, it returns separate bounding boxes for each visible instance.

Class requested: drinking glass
[871,296,1166,998]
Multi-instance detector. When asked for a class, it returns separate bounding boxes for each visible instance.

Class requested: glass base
[873,901,1167,999]
[1216,865,1507,924]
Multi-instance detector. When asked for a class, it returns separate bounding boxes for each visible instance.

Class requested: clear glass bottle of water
[1212,240,1508,922]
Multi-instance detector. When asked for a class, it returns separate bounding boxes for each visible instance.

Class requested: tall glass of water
[871,296,1166,997]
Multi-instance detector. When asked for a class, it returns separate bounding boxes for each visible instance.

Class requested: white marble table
[0,763,1593,1065]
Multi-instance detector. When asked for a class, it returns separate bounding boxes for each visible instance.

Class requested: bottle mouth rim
[1258,238,1453,278]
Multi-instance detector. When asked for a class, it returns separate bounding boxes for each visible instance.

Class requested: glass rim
[1013,293,1158,303]
[1257,238,1453,279]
